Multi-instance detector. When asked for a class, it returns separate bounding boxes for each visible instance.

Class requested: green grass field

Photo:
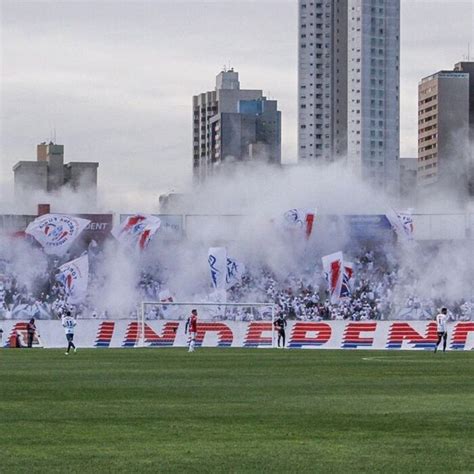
[1,349,473,473]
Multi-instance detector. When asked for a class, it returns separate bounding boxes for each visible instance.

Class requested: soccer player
[434,307,448,353]
[26,318,37,348]
[62,311,77,355]
[274,313,287,348]
[185,309,198,352]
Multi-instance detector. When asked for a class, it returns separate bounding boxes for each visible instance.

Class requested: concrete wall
[13,161,48,194]
[65,162,98,191]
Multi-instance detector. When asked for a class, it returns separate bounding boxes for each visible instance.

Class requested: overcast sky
[1,0,473,209]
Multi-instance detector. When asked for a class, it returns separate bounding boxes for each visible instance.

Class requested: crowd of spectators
[224,248,472,322]
[0,245,473,322]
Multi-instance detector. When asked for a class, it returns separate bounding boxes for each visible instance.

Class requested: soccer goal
[138,301,277,348]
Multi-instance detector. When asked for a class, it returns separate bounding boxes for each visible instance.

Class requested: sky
[0,0,473,210]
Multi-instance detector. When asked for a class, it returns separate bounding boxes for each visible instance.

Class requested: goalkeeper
[274,313,287,348]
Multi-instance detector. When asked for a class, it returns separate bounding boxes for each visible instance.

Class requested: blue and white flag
[386,209,414,241]
[226,258,245,289]
[208,247,227,292]
[340,262,354,298]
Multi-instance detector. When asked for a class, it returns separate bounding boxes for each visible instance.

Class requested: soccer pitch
[1,349,473,473]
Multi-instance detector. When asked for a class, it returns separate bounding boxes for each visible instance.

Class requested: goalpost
[138,301,277,348]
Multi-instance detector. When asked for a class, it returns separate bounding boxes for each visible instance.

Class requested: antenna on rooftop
[464,42,472,61]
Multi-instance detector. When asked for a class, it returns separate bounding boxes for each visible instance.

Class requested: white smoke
[0,158,473,319]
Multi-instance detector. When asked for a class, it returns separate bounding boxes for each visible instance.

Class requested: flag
[386,209,414,241]
[208,247,227,291]
[341,262,354,298]
[158,289,175,319]
[25,214,90,256]
[282,208,316,239]
[56,254,89,304]
[226,258,245,289]
[159,289,174,304]
[208,247,227,304]
[112,215,161,250]
[322,251,344,305]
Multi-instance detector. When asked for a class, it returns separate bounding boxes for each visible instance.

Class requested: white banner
[2,320,473,351]
[56,254,89,304]
[322,251,344,305]
[112,215,161,250]
[25,214,90,256]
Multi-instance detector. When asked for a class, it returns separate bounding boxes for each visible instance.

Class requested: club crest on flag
[25,214,91,256]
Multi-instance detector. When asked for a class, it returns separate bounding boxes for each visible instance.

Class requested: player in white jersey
[62,311,77,355]
[434,307,448,353]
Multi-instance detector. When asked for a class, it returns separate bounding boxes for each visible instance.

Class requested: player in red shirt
[185,309,198,352]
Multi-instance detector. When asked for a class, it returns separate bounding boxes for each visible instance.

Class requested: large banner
[321,215,393,241]
[77,214,113,245]
[2,320,473,351]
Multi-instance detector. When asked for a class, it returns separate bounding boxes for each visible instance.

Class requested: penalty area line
[361,356,436,362]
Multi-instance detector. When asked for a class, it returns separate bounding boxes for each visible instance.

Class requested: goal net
[139,301,276,348]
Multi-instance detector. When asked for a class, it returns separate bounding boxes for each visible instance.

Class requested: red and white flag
[282,208,316,239]
[56,254,89,304]
[25,214,90,256]
[322,251,344,305]
[112,215,161,250]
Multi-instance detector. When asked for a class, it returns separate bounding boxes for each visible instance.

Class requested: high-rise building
[417,70,469,188]
[298,0,400,193]
[453,61,474,195]
[298,0,348,162]
[193,70,281,182]
[13,142,99,196]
